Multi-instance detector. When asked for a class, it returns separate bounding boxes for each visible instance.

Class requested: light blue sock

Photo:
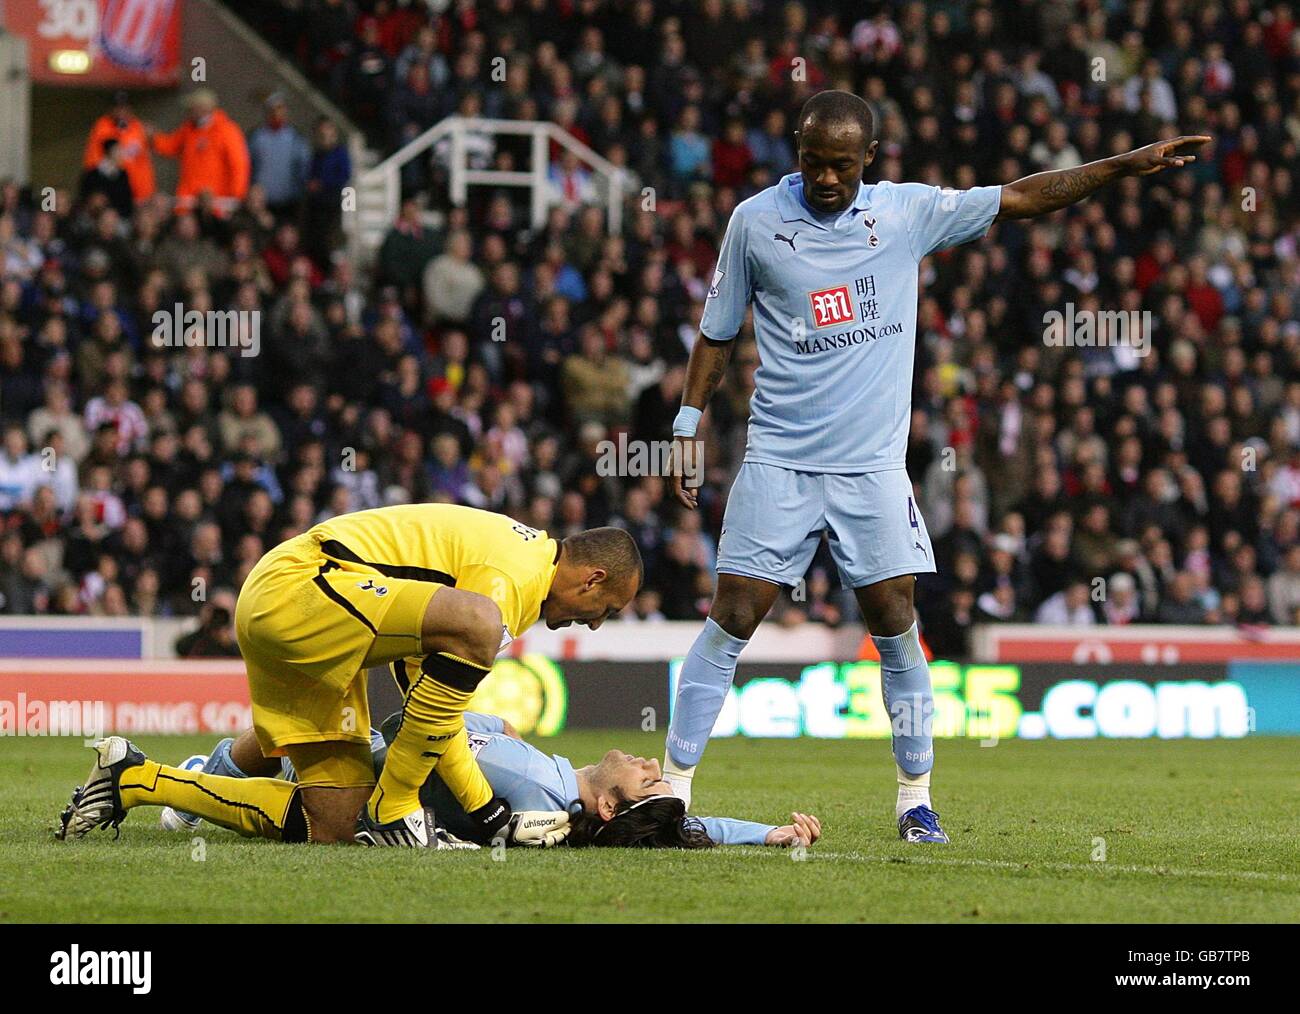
[202,737,246,779]
[666,618,748,768]
[873,623,934,776]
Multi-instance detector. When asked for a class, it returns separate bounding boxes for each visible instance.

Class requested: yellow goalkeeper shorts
[235,532,441,756]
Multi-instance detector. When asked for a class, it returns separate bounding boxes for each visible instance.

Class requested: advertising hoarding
[2,658,1296,739]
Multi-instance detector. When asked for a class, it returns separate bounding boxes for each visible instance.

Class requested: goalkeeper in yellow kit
[55,504,642,848]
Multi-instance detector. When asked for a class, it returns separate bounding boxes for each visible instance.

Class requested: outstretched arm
[697,810,822,847]
[995,135,1211,221]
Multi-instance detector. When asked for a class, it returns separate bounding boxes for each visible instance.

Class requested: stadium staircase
[348,117,631,265]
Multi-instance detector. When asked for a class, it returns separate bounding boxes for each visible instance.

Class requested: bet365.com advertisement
[389,657,1300,740]
[665,661,1299,741]
[4,657,1298,740]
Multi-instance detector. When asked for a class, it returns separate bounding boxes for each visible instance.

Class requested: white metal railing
[348,116,630,263]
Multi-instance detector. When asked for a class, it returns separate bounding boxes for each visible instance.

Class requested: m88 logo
[808,285,854,328]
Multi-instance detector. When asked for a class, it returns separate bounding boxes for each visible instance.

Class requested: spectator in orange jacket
[82,91,155,204]
[150,88,250,216]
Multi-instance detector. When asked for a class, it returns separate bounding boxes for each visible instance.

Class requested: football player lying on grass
[162,712,822,850]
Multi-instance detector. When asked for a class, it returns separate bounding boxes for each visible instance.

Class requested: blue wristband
[672,406,703,438]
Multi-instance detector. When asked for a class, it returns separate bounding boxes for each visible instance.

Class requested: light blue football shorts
[716,462,935,589]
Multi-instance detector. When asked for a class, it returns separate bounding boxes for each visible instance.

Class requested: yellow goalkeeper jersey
[309,503,560,640]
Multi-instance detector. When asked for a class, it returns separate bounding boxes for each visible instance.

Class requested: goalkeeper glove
[503,809,572,847]
[467,797,572,847]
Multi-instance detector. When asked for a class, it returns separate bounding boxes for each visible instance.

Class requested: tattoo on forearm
[703,353,728,394]
[685,339,733,406]
[1040,167,1105,204]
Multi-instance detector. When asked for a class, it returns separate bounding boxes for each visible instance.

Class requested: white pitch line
[771,851,1299,884]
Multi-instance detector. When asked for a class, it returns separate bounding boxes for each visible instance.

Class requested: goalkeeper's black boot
[355,804,479,849]
[56,736,147,841]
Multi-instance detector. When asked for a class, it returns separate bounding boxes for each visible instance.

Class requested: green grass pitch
[2,733,1297,922]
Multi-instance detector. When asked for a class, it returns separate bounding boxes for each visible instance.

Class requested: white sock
[663,756,695,809]
[896,765,931,820]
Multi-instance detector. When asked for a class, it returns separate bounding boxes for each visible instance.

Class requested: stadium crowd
[1,0,1299,660]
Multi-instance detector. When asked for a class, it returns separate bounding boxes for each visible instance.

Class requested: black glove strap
[467,796,512,844]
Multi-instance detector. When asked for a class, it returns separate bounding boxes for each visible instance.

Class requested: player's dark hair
[567,795,716,850]
[798,89,874,147]
[562,526,644,590]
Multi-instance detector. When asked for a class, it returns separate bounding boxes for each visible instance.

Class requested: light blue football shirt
[701,174,1002,472]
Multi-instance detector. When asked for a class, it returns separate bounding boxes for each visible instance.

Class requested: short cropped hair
[798,89,875,146]
[563,526,644,589]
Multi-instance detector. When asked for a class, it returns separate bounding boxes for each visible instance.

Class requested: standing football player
[664,88,1208,843]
